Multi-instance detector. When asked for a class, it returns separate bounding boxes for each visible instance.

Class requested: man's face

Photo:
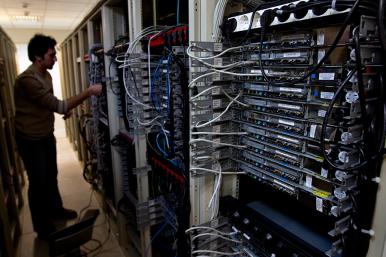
[41,47,57,70]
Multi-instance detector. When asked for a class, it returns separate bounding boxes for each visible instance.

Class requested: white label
[212,73,221,81]
[213,99,221,109]
[316,198,323,212]
[212,125,221,133]
[210,219,219,227]
[213,138,221,144]
[320,91,334,100]
[278,103,301,111]
[318,110,327,117]
[310,124,317,138]
[212,151,220,159]
[212,87,221,95]
[321,168,328,178]
[214,58,222,66]
[279,87,302,93]
[319,72,335,81]
[318,50,325,63]
[212,163,220,170]
[278,118,295,127]
[250,69,262,74]
[213,43,223,52]
[317,32,325,45]
[278,135,299,144]
[284,52,301,58]
[275,150,297,160]
[305,175,313,188]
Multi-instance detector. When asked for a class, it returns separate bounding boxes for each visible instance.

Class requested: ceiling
[0,0,101,30]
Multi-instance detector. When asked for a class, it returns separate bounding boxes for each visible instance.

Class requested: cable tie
[360,229,375,237]
[372,177,381,183]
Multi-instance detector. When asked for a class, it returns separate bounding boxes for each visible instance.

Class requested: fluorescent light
[13,15,40,22]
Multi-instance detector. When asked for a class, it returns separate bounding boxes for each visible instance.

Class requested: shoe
[36,224,56,240]
[52,208,78,220]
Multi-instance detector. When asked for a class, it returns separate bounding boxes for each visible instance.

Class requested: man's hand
[88,84,103,96]
[62,110,73,120]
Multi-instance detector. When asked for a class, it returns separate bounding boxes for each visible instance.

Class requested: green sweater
[14,64,67,140]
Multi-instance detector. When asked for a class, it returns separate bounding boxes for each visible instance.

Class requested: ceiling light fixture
[13,10,40,22]
[13,15,40,22]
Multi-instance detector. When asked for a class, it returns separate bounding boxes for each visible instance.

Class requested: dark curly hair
[27,34,57,62]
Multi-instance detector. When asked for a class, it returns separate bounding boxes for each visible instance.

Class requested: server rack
[0,26,24,257]
[59,1,386,257]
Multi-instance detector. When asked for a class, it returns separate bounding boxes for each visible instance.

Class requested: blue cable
[151,57,164,112]
[156,133,169,157]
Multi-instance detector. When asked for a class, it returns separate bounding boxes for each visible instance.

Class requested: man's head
[28,34,57,70]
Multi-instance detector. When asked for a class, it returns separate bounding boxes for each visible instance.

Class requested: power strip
[227,0,350,33]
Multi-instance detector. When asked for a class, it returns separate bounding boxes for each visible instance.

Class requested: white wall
[5,28,71,45]
[16,44,63,99]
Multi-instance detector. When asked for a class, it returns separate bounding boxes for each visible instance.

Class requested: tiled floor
[17,115,125,257]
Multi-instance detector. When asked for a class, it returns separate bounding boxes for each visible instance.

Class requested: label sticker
[212,73,221,81]
[319,73,335,81]
[320,91,334,100]
[310,124,317,138]
[321,168,328,178]
[318,50,325,63]
[316,197,323,212]
[305,175,313,188]
[212,125,221,133]
[317,32,325,45]
[213,43,223,52]
[212,87,221,95]
[318,110,327,117]
[278,103,301,110]
[284,52,301,58]
[214,58,222,66]
[278,135,299,144]
[279,87,303,93]
[212,99,221,109]
[212,151,220,159]
[278,118,295,127]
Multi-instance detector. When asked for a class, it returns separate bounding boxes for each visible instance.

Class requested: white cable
[191,131,248,136]
[191,250,242,256]
[194,92,242,128]
[147,30,166,91]
[208,162,221,219]
[185,226,237,236]
[190,167,246,175]
[189,138,247,148]
[187,44,246,60]
[136,115,163,126]
[190,85,249,108]
[192,233,242,244]
[192,156,212,161]
[212,0,229,42]
[188,71,218,88]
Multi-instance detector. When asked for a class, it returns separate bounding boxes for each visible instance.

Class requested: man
[14,34,102,239]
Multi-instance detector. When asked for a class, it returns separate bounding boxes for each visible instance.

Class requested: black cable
[108,60,120,95]
[378,0,386,54]
[354,30,369,158]
[320,69,369,171]
[259,0,361,87]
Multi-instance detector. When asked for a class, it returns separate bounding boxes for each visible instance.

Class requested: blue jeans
[16,133,63,232]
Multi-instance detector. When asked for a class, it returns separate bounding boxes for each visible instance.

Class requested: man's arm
[66,84,102,111]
